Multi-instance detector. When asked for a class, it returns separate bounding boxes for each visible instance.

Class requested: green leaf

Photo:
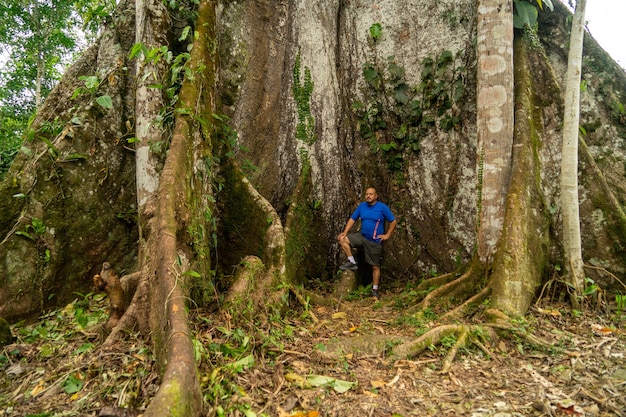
[62,373,83,394]
[80,75,99,91]
[40,344,55,358]
[73,343,94,355]
[179,26,191,41]
[332,378,358,393]
[15,231,34,241]
[388,60,405,79]
[369,23,382,41]
[129,43,147,60]
[514,1,538,29]
[306,375,335,386]
[306,375,357,393]
[351,100,364,111]
[96,95,113,109]
[363,64,380,87]
[225,354,254,373]
[393,83,410,104]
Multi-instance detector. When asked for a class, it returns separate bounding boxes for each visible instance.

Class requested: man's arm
[338,218,356,241]
[379,219,397,242]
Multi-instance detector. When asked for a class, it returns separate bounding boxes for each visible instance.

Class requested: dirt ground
[1,285,625,417]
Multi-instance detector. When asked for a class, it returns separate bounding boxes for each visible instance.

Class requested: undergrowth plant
[616,293,626,313]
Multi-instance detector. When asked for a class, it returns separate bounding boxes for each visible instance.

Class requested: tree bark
[560,0,587,302]
[137,1,220,415]
[475,0,515,264]
[134,0,168,215]
[490,38,550,316]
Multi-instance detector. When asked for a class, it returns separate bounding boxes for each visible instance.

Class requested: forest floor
[1,281,625,417]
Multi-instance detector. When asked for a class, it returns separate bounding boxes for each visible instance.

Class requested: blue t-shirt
[350,201,395,243]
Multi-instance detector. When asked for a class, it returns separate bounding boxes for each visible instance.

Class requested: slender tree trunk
[561,0,587,303]
[134,0,168,216]
[476,0,515,264]
[31,0,43,108]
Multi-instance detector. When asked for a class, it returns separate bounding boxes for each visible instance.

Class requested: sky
[582,0,626,69]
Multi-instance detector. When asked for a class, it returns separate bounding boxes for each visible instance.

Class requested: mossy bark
[489,37,551,316]
[0,0,138,320]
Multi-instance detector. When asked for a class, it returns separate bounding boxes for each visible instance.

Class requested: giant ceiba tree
[1,0,626,415]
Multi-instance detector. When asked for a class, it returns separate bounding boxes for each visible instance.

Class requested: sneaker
[371,289,380,299]
[339,261,358,271]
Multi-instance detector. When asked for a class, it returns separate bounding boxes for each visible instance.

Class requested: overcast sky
[581,0,626,69]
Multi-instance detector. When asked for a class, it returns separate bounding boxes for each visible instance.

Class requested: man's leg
[338,235,358,270]
[371,265,381,298]
[372,265,380,287]
[339,235,353,259]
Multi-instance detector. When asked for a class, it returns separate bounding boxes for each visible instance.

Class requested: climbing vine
[353,24,466,174]
[292,49,316,146]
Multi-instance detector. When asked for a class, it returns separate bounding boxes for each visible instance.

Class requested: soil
[1,286,625,417]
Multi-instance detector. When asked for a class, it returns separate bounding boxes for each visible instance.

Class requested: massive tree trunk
[1,0,626,414]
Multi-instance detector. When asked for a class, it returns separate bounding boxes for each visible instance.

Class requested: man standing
[337,187,397,298]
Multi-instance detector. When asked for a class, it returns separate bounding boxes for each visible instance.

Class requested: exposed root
[392,307,553,372]
[415,271,461,294]
[441,326,469,373]
[483,322,552,349]
[408,262,485,314]
[93,262,126,330]
[120,271,141,299]
[440,285,491,322]
[392,324,464,361]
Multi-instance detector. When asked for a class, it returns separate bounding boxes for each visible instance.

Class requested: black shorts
[347,233,383,267]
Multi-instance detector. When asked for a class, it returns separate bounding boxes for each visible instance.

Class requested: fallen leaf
[591,324,613,335]
[537,307,562,316]
[31,380,47,397]
[371,379,386,388]
[306,375,357,393]
[498,340,507,352]
[386,372,401,386]
[276,406,290,417]
[332,312,348,320]
[557,404,583,415]
[285,372,308,388]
